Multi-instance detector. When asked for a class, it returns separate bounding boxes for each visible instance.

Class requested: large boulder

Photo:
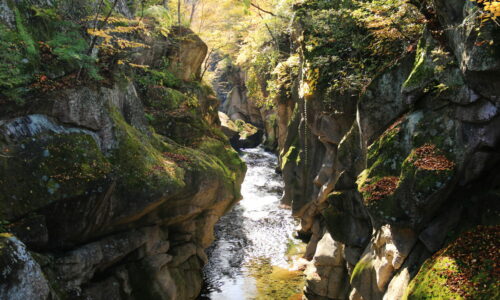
[304,232,350,299]
[0,234,50,300]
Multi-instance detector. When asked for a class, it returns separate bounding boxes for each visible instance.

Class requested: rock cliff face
[0,2,245,299]
[274,1,500,299]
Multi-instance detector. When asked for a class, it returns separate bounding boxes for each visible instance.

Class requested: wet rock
[54,229,149,290]
[304,218,323,260]
[219,111,263,149]
[8,214,48,250]
[230,129,264,149]
[218,111,239,139]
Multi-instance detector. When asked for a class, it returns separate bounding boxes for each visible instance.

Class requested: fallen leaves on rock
[411,144,455,171]
[436,225,500,299]
[361,176,399,202]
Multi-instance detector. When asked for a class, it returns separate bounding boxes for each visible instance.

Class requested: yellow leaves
[117,59,149,69]
[115,38,149,49]
[128,63,149,69]
[471,0,500,21]
[85,13,152,51]
[83,15,140,26]
[108,26,141,34]
[87,28,112,41]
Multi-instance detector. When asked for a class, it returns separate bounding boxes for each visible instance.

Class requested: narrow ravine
[199,147,306,299]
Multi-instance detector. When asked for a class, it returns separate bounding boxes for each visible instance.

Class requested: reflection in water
[199,147,302,299]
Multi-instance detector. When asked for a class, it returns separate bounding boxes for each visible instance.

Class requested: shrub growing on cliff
[296,0,424,95]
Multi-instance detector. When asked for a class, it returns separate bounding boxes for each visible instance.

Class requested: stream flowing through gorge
[199,147,305,299]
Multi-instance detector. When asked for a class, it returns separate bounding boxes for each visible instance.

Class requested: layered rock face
[276,1,500,299]
[0,2,245,299]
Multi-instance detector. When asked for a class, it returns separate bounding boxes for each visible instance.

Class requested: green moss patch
[110,108,186,200]
[246,257,306,300]
[404,225,500,300]
[399,144,455,204]
[402,37,435,92]
[358,108,461,224]
[350,254,373,283]
[357,119,408,222]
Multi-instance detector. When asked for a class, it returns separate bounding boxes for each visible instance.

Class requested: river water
[199,147,304,299]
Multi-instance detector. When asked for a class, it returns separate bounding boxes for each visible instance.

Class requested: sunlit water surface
[199,147,301,299]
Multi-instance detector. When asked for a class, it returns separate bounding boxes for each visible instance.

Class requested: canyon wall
[0,1,245,299]
[273,0,499,299]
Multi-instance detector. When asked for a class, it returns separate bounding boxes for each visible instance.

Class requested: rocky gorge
[0,0,499,299]
[208,0,500,299]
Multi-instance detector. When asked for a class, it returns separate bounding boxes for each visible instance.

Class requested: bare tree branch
[86,0,120,55]
[201,45,228,80]
[249,2,285,18]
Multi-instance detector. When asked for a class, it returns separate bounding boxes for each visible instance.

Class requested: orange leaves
[411,144,455,171]
[361,176,400,202]
[31,73,80,93]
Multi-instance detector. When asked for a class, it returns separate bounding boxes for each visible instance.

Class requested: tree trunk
[189,2,197,25]
[163,0,169,9]
[177,0,181,26]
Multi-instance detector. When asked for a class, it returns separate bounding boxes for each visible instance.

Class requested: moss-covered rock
[404,226,500,300]
[357,108,462,228]
[110,107,186,202]
[0,131,111,221]
[322,191,371,248]
[402,34,437,93]
[247,257,306,300]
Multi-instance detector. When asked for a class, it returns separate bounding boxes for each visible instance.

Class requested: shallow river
[199,147,304,299]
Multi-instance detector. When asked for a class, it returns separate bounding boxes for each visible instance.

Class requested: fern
[0,25,32,103]
[48,31,103,80]
[13,5,38,61]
